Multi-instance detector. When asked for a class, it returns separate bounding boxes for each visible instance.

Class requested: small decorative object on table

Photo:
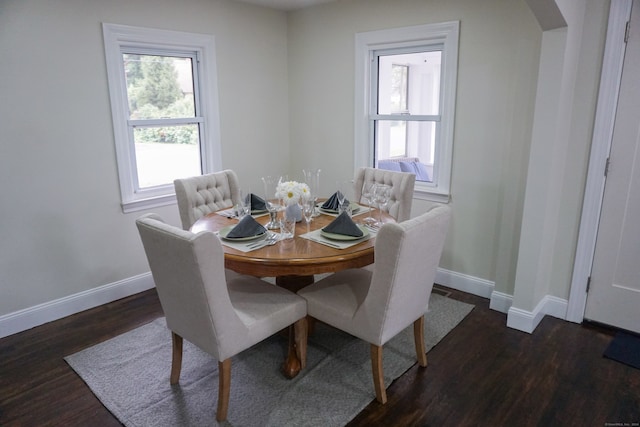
[276,180,310,222]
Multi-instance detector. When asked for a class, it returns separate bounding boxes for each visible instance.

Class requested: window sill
[413,185,451,203]
[122,193,177,213]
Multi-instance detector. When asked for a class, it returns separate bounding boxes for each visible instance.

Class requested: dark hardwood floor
[1,287,638,426]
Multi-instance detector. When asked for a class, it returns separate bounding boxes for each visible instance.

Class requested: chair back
[358,205,451,345]
[174,170,242,230]
[353,167,416,222]
[136,214,246,360]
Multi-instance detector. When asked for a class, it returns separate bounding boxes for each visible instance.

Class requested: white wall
[287,0,542,294]
[287,0,610,332]
[0,0,290,322]
[0,0,611,336]
[509,0,610,332]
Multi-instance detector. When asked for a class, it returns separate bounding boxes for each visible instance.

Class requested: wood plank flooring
[1,287,638,426]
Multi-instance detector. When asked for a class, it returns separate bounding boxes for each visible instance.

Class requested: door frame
[567,0,633,323]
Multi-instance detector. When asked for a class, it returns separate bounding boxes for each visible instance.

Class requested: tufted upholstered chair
[136,213,307,422]
[174,170,242,230]
[353,167,416,222]
[298,205,451,404]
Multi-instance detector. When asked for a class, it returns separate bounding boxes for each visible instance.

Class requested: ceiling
[235,0,567,30]
[234,0,336,11]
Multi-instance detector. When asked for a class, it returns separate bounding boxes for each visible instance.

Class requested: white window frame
[103,23,222,213]
[354,22,459,203]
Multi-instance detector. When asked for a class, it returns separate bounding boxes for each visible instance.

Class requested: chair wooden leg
[413,315,428,367]
[370,344,387,404]
[217,359,231,422]
[307,315,316,335]
[170,332,183,384]
[294,317,308,369]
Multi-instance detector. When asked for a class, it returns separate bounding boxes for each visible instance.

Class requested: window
[355,22,459,202]
[103,24,222,212]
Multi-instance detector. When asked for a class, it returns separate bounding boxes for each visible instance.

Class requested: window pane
[391,65,408,113]
[123,54,195,119]
[376,120,436,182]
[389,120,407,156]
[377,50,441,116]
[134,125,201,188]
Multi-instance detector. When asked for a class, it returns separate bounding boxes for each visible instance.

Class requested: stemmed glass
[303,168,321,216]
[238,189,251,218]
[336,180,352,215]
[373,184,390,226]
[302,197,315,224]
[361,182,376,224]
[337,188,346,211]
[262,176,281,229]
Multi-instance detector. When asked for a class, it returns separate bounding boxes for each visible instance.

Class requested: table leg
[276,275,314,379]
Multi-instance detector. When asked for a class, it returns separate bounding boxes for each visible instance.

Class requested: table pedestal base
[282,325,301,378]
[276,275,314,379]
[275,274,315,292]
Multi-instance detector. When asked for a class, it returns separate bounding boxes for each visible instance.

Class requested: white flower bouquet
[276,180,311,206]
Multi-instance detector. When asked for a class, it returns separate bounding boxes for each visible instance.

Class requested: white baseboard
[3,267,565,338]
[0,273,155,339]
[436,268,494,298]
[489,291,513,313]
[506,295,568,334]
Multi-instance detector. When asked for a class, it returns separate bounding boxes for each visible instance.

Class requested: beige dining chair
[174,170,242,230]
[298,205,451,404]
[136,213,308,422]
[353,167,416,222]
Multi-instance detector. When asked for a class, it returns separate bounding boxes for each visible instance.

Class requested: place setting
[316,191,364,217]
[216,191,270,219]
[216,214,282,252]
[301,210,375,249]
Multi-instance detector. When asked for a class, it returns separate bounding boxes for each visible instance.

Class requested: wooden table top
[190,207,394,278]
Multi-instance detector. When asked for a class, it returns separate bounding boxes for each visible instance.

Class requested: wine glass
[303,168,321,217]
[361,182,376,224]
[262,176,281,229]
[239,189,251,217]
[337,188,346,211]
[336,180,352,215]
[303,168,321,198]
[373,184,390,226]
[302,197,315,224]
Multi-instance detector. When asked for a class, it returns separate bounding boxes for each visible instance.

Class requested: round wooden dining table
[190,205,395,378]
[190,207,394,288]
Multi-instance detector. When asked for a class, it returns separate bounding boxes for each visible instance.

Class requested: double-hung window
[355,22,459,202]
[103,24,222,212]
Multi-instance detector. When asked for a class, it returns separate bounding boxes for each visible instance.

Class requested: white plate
[219,225,266,241]
[320,224,369,241]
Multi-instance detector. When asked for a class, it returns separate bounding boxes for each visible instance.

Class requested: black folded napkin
[226,215,266,238]
[245,193,267,211]
[321,192,349,211]
[322,212,363,237]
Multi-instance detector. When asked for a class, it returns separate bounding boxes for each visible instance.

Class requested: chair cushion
[227,276,307,351]
[298,269,372,336]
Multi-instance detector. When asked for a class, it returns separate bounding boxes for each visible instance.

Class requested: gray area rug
[65,293,473,426]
